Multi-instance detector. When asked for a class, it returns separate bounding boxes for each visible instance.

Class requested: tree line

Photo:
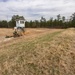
[0,13,75,28]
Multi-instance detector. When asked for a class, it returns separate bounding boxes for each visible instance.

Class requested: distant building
[16,18,25,28]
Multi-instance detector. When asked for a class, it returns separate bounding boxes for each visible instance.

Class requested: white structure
[13,18,25,36]
[16,18,25,28]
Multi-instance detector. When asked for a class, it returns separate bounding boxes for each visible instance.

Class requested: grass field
[0,28,75,75]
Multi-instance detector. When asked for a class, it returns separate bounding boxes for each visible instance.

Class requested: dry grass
[0,28,13,36]
[0,28,75,75]
[0,28,61,48]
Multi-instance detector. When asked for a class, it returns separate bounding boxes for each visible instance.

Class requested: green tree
[62,16,65,22]
[57,14,61,21]
[0,20,8,28]
[40,17,46,27]
[29,20,33,28]
[71,13,75,27]
[9,15,25,28]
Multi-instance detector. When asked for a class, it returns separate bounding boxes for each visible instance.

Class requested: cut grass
[0,28,75,75]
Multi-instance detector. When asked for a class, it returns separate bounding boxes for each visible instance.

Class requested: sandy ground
[0,28,62,48]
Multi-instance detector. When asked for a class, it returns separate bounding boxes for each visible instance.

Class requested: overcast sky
[0,0,75,21]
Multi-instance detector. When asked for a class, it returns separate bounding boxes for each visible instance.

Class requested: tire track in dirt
[0,29,62,49]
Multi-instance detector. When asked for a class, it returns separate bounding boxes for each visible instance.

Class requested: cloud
[0,0,75,21]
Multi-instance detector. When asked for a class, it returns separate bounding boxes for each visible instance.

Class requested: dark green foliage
[1,13,75,28]
[0,20,8,28]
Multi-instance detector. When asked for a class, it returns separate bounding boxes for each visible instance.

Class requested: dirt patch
[0,36,13,43]
[0,28,62,48]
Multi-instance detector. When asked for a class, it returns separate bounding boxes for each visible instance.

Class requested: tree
[34,20,40,28]
[9,15,25,28]
[72,13,75,21]
[57,14,61,21]
[29,20,33,28]
[71,13,75,27]
[25,21,30,28]
[62,16,65,22]
[40,17,46,27]
[0,20,8,28]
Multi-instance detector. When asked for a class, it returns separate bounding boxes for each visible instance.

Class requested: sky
[0,0,75,21]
